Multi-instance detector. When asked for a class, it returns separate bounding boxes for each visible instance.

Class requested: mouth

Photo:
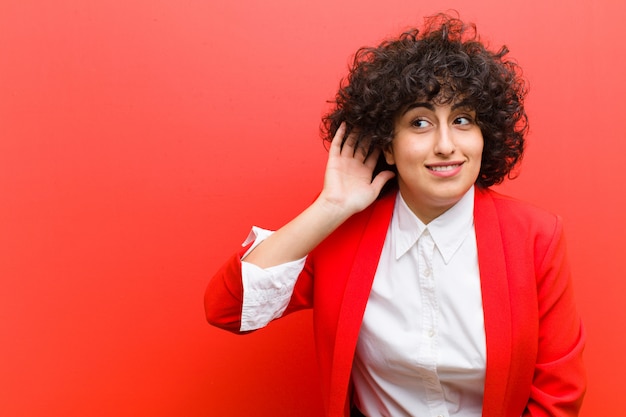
[425,162,465,178]
[426,163,463,172]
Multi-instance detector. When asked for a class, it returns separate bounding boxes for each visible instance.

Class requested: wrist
[312,194,355,226]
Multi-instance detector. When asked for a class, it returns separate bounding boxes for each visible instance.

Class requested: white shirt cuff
[239,227,307,331]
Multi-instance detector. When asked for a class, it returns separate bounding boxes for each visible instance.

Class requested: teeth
[429,165,459,172]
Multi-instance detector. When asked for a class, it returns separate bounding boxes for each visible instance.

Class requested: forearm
[243,196,353,268]
[245,122,394,269]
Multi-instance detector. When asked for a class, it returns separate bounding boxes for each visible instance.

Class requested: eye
[411,119,430,129]
[453,115,474,126]
[452,114,475,128]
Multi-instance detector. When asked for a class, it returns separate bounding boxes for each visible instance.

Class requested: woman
[205,13,586,417]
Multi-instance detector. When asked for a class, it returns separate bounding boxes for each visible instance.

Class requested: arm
[244,123,395,268]
[524,219,586,416]
[205,123,395,331]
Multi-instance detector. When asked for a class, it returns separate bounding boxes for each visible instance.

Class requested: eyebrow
[401,99,474,115]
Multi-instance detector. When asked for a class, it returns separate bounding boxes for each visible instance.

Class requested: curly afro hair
[321,13,528,188]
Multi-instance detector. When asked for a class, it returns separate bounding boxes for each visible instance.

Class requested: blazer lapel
[325,189,513,415]
[328,192,396,416]
[474,188,513,416]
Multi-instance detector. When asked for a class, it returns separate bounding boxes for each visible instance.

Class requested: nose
[434,126,456,155]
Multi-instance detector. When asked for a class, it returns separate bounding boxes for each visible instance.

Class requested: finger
[364,147,381,168]
[329,122,346,156]
[343,130,370,161]
[340,127,358,155]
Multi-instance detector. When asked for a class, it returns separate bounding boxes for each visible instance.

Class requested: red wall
[1,0,624,415]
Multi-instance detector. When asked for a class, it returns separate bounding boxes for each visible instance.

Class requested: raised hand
[319,123,395,217]
[243,123,394,268]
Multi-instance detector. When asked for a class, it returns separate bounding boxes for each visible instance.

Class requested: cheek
[472,144,484,176]
[474,144,484,161]
[470,136,484,160]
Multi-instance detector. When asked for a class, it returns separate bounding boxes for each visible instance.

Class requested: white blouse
[239,187,486,417]
[351,188,485,417]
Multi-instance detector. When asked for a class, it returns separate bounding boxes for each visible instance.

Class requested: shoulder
[475,188,566,262]
[475,188,570,286]
[476,187,562,234]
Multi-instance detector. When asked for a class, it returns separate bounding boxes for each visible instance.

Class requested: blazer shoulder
[478,188,562,232]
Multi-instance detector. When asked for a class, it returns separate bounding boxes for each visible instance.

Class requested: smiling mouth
[427,164,462,172]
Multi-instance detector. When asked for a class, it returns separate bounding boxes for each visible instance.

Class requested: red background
[1,0,625,415]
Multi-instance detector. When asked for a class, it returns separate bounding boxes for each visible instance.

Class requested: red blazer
[205,187,586,416]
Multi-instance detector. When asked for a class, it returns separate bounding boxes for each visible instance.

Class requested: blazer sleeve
[204,246,249,333]
[524,217,586,416]
[204,244,315,334]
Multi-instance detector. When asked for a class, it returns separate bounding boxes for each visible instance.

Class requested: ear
[383,145,395,165]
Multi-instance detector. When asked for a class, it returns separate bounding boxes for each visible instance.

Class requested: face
[384,101,483,224]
